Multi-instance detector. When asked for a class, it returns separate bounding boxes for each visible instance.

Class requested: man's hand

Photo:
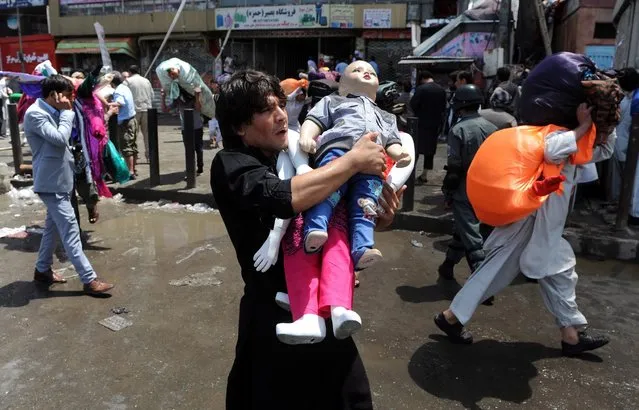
[576,103,593,127]
[347,133,386,177]
[53,92,73,111]
[376,183,406,231]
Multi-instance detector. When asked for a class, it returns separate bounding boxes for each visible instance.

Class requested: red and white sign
[0,34,57,73]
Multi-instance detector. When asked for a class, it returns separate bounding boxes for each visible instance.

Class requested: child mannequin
[292,61,410,270]
[253,127,415,344]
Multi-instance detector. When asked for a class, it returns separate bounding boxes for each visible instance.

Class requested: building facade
[553,0,617,69]
[42,1,465,84]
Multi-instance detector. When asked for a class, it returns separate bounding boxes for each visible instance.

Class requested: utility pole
[496,0,512,62]
[16,6,26,73]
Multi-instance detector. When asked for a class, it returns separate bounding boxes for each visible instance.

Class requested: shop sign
[330,5,354,29]
[0,36,57,73]
[432,32,495,60]
[60,0,112,4]
[0,0,47,8]
[363,8,392,29]
[215,5,329,30]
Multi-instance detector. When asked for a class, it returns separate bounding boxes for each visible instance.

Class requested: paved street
[1,193,638,409]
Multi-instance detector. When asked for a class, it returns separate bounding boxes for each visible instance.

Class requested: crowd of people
[9,51,639,409]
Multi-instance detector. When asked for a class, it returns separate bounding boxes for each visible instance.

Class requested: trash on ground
[0,226,26,238]
[176,243,220,264]
[411,239,424,248]
[122,247,140,257]
[169,267,225,287]
[99,315,133,332]
[138,200,218,214]
[111,307,129,315]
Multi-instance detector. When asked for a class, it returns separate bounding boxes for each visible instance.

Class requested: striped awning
[55,38,137,58]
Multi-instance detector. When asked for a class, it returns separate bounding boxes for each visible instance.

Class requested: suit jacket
[24,99,75,194]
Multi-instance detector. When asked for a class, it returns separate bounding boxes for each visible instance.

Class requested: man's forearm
[290,153,357,213]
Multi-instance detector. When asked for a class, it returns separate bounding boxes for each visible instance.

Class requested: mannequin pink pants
[283,225,354,321]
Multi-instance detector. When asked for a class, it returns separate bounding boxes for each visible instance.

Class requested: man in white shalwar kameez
[435,104,612,356]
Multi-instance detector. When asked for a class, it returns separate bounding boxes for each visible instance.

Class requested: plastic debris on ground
[138,200,218,214]
[176,243,220,265]
[411,239,424,248]
[6,187,41,206]
[0,226,26,238]
[111,307,129,315]
[102,193,124,204]
[99,315,133,332]
[169,267,225,287]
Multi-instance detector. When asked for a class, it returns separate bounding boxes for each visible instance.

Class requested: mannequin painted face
[339,61,379,100]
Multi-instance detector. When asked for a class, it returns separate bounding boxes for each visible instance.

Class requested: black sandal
[414,175,428,185]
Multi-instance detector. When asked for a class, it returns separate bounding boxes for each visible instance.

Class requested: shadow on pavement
[408,334,603,409]
[396,277,463,303]
[0,281,87,308]
[0,227,110,256]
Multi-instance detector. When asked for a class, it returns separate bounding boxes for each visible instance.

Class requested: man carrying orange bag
[434,102,615,356]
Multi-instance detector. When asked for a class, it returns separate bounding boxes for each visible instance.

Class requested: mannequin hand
[393,152,411,168]
[532,175,566,196]
[299,134,317,154]
[253,230,282,272]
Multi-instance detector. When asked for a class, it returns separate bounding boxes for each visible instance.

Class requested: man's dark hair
[617,67,639,92]
[418,70,434,82]
[449,70,459,82]
[42,74,74,99]
[457,70,473,84]
[496,66,511,82]
[402,79,412,93]
[216,70,286,149]
[129,65,140,75]
[111,71,124,87]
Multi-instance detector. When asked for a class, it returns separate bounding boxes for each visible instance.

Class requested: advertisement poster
[216,5,329,30]
[363,8,392,29]
[330,5,354,29]
[432,32,495,59]
[0,0,46,8]
[0,35,56,73]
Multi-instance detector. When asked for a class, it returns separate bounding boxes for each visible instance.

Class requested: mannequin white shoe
[275,291,291,312]
[304,230,328,253]
[331,306,362,340]
[276,314,327,345]
[355,248,383,270]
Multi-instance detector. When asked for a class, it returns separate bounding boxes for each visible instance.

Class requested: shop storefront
[0,34,57,74]
[214,4,357,79]
[55,37,137,74]
[214,4,406,80]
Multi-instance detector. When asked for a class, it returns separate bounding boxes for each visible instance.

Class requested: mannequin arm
[299,119,321,154]
[253,152,295,272]
[286,129,314,175]
[385,132,416,191]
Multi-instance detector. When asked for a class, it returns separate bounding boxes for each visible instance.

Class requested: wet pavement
[1,192,638,409]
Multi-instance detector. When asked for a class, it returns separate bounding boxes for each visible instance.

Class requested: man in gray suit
[24,75,114,295]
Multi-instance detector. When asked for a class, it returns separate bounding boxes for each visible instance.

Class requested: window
[593,23,616,39]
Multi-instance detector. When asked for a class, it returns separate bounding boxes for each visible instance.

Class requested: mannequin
[291,61,410,270]
[253,126,415,344]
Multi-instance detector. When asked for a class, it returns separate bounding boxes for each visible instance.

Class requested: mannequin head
[338,61,378,100]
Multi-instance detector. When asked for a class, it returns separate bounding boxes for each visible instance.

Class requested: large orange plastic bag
[467,124,596,227]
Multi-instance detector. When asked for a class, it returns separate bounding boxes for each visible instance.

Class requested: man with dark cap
[438,84,498,282]
[480,87,518,130]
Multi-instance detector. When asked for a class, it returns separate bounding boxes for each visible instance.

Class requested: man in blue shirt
[111,71,138,178]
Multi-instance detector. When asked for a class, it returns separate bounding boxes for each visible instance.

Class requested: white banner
[93,22,112,71]
[363,8,392,29]
[215,5,329,30]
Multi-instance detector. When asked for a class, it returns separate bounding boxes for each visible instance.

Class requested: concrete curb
[10,180,639,262]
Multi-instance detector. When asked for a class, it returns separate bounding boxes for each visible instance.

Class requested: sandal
[88,207,99,224]
[414,175,428,185]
